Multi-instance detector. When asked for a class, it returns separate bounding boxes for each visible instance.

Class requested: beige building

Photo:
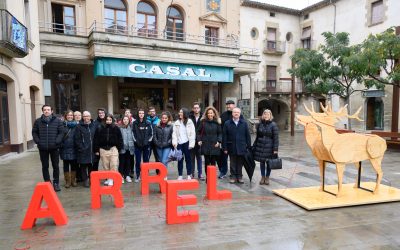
[38,0,259,120]
[0,0,43,155]
[241,0,400,131]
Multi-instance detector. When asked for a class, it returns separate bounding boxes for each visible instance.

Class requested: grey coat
[120,125,135,155]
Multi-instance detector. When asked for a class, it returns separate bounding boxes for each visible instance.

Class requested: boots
[70,171,77,187]
[259,176,266,185]
[64,172,71,188]
[265,177,270,185]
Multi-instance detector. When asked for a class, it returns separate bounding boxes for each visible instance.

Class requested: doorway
[0,78,10,155]
[366,97,384,130]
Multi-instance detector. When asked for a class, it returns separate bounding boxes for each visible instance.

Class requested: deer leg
[318,160,324,191]
[336,163,345,197]
[353,161,361,189]
[370,157,383,195]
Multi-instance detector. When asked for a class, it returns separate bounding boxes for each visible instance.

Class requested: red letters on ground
[21,182,68,230]
[141,162,167,195]
[166,180,199,224]
[91,171,124,209]
[206,166,232,200]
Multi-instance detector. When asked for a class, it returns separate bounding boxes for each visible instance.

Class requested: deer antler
[304,103,316,115]
[347,106,364,121]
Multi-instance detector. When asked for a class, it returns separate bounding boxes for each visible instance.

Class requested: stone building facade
[240,0,400,132]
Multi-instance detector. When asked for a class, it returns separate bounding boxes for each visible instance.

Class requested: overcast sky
[253,0,323,10]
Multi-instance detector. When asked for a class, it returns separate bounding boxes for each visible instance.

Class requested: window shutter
[267,66,277,80]
[267,28,276,41]
[371,0,384,24]
[301,27,311,40]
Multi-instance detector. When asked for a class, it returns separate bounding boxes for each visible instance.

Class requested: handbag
[268,154,282,170]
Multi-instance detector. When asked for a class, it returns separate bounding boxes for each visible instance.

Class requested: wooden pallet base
[273,182,400,210]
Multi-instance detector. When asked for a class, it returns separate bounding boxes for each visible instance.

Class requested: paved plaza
[1,132,400,249]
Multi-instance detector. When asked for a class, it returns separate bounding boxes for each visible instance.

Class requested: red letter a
[21,182,68,230]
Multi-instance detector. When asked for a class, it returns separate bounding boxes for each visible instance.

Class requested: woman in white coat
[172,108,196,180]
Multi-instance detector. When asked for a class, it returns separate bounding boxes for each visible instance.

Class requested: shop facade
[39,0,260,117]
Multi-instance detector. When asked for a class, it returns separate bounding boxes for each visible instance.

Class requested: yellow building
[0,0,43,155]
[38,0,259,117]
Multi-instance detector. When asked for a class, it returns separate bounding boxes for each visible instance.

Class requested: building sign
[362,90,385,98]
[10,16,27,53]
[94,57,233,83]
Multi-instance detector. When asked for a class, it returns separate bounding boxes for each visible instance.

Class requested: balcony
[39,21,260,73]
[295,39,317,50]
[255,80,304,94]
[0,9,28,58]
[263,40,285,55]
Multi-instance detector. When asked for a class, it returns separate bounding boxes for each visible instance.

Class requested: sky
[253,0,323,10]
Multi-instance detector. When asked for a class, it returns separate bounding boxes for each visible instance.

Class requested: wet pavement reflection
[1,132,400,249]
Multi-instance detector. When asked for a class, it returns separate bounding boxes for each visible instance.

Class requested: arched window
[104,0,127,33]
[137,1,157,37]
[166,6,184,41]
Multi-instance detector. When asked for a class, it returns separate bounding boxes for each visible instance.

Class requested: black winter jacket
[132,119,153,148]
[222,119,251,156]
[197,119,222,156]
[32,115,64,151]
[74,121,97,164]
[221,111,244,128]
[93,124,123,152]
[253,120,279,162]
[60,121,78,160]
[153,122,173,149]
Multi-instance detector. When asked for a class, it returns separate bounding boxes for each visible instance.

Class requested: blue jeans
[134,146,150,178]
[218,151,228,176]
[260,161,271,177]
[157,147,171,168]
[177,142,192,176]
[190,146,203,177]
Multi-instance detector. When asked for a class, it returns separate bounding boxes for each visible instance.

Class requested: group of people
[32,100,279,192]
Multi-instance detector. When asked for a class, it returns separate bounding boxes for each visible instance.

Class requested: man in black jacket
[189,102,204,180]
[32,105,64,191]
[218,100,243,179]
[222,107,251,184]
[91,108,106,172]
[132,108,153,182]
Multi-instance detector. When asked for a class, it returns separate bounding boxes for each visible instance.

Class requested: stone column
[208,82,214,107]
[249,74,255,119]
[107,78,113,114]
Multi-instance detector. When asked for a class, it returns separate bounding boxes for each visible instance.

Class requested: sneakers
[218,174,226,179]
[187,175,192,180]
[53,182,61,192]
[126,176,132,183]
[135,177,141,183]
[108,179,114,186]
[122,178,125,184]
[199,175,206,181]
[237,179,244,184]
[84,179,90,188]
[177,176,183,180]
[164,177,168,181]
[229,178,236,184]
[104,179,110,186]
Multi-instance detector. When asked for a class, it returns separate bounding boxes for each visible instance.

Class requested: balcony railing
[39,21,241,49]
[263,40,285,54]
[0,9,28,58]
[295,39,317,50]
[255,80,304,93]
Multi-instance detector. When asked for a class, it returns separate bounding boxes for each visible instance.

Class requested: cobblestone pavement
[1,132,400,249]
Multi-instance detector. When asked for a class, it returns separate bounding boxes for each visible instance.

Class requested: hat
[226,100,235,105]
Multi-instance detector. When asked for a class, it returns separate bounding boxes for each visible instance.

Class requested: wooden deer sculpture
[296,103,387,196]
